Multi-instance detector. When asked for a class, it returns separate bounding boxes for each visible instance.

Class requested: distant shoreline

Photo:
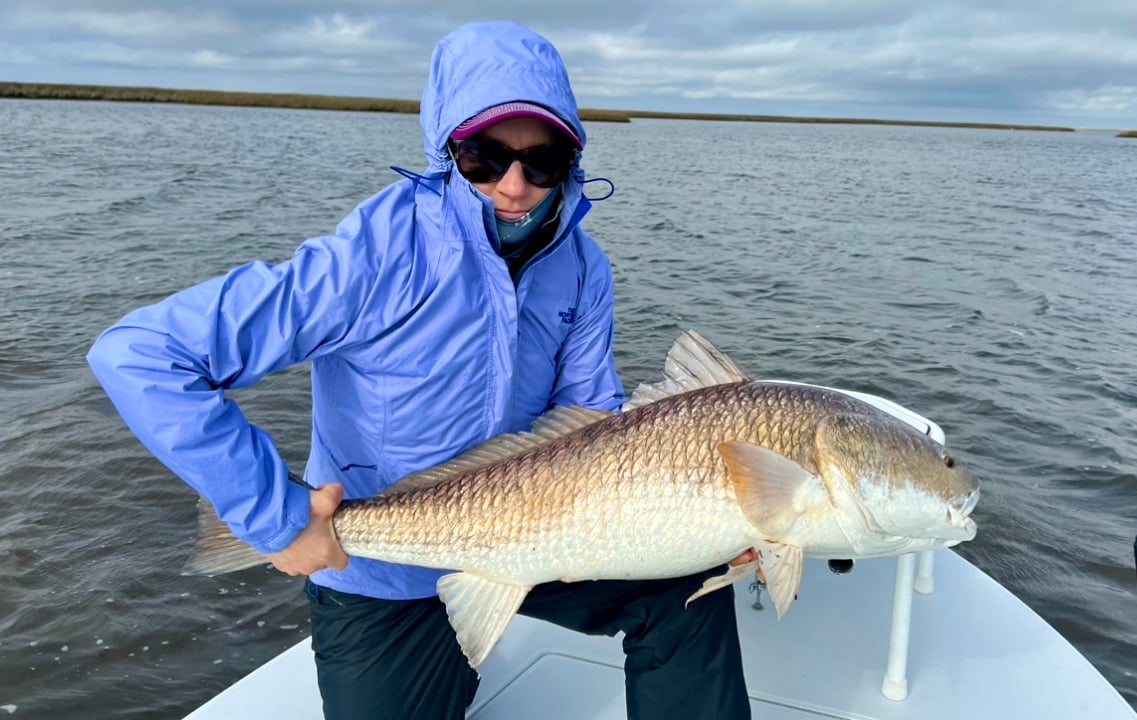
[2,80,1123,135]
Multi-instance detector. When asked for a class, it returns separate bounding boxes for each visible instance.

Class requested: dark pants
[307,568,750,720]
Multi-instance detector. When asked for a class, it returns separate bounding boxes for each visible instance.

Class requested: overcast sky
[2,1,1135,129]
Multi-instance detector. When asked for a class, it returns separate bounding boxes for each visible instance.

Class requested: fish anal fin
[760,542,804,619]
[436,573,531,668]
[685,559,762,606]
[623,330,751,410]
[718,440,815,534]
[385,406,612,495]
[183,498,268,575]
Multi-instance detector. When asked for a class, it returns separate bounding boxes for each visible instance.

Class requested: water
[1,99,1134,717]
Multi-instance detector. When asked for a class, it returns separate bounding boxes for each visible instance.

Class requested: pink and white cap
[451,101,582,149]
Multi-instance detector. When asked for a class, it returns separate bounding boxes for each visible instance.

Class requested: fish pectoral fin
[760,543,804,619]
[685,559,762,607]
[436,573,531,668]
[182,497,269,575]
[718,441,816,533]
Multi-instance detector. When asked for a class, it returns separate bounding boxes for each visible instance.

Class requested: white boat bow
[184,548,1135,719]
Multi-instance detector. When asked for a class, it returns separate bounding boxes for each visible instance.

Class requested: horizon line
[7,80,1134,135]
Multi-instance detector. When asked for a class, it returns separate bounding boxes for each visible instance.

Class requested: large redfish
[188,330,979,667]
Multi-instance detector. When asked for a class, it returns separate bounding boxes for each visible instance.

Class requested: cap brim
[451,102,582,149]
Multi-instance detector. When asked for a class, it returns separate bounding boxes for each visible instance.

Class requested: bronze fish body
[189,330,979,666]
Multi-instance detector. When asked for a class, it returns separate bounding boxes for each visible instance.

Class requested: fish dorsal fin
[530,405,613,436]
[382,405,612,495]
[623,330,751,410]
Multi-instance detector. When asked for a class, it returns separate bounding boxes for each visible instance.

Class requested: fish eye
[943,452,955,468]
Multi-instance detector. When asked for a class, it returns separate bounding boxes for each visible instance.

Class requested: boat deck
[185,550,1136,719]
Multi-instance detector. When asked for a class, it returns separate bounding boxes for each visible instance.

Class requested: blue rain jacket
[86,21,624,600]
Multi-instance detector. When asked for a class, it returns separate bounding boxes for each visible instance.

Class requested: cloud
[1,0,1134,126]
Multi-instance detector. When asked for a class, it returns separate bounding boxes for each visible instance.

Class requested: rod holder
[882,553,917,701]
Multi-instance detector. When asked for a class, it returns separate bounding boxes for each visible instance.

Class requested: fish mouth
[950,488,980,519]
[947,489,980,539]
[948,516,978,542]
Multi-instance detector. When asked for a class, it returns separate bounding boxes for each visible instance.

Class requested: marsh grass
[0,81,631,121]
[618,108,1074,132]
[2,81,1078,132]
[1,81,421,113]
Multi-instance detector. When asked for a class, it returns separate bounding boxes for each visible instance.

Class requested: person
[87,20,751,720]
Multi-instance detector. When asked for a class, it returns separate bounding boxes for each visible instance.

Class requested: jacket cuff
[245,478,310,554]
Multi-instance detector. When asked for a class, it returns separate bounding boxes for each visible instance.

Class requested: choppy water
[1,99,1134,718]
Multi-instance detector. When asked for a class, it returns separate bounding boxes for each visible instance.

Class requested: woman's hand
[267,483,350,576]
[728,547,759,567]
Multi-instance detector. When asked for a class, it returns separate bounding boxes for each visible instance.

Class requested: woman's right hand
[267,483,350,576]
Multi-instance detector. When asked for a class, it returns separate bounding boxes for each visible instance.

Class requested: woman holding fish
[88,21,751,720]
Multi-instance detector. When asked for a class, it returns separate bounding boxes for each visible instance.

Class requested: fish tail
[183,498,268,575]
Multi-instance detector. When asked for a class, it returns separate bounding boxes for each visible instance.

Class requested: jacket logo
[558,307,577,324]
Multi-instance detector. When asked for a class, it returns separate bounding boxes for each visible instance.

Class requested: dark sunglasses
[450,137,574,188]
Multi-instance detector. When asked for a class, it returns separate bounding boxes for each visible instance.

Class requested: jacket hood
[420,22,586,169]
